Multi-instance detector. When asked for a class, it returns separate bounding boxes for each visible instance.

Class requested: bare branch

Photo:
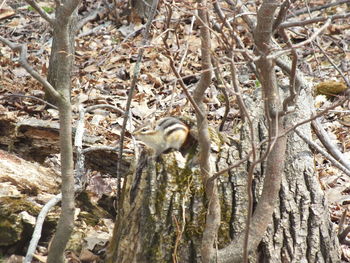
[108,2,159,262]
[295,129,350,177]
[314,41,350,87]
[211,57,230,130]
[117,0,159,180]
[76,4,108,31]
[164,53,205,118]
[1,93,58,109]
[194,1,220,262]
[288,0,350,18]
[24,0,55,25]
[338,208,348,235]
[279,29,298,113]
[0,37,61,102]
[272,0,296,32]
[283,97,348,138]
[339,225,350,245]
[86,104,124,115]
[229,56,248,122]
[281,12,350,28]
[312,118,350,171]
[24,193,62,263]
[267,19,332,60]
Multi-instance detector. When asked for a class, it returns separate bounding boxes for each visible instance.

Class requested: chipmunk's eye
[140,127,149,132]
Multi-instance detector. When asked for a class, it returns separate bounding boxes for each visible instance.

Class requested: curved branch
[24,194,62,263]
[0,37,61,102]
[76,4,108,31]
[24,0,55,25]
[312,118,350,171]
[296,129,350,177]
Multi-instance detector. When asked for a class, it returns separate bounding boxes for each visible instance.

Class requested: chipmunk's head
[132,121,157,138]
[132,121,163,152]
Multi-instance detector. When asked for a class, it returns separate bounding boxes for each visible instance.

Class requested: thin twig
[267,19,331,60]
[172,178,191,262]
[165,54,205,119]
[281,12,350,28]
[211,56,230,130]
[85,104,124,115]
[229,56,247,122]
[338,207,348,235]
[117,0,159,195]
[161,7,204,119]
[296,129,350,177]
[24,193,62,263]
[288,0,350,18]
[0,37,60,102]
[279,28,298,113]
[314,41,350,87]
[272,0,296,32]
[24,0,55,25]
[312,118,350,171]
[0,94,58,109]
[339,225,350,245]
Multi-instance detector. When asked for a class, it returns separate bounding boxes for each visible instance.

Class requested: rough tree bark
[258,76,340,262]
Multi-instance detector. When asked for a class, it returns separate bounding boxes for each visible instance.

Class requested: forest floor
[1,0,350,262]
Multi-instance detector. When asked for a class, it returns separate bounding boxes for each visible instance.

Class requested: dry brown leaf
[0,4,15,20]
[83,64,99,73]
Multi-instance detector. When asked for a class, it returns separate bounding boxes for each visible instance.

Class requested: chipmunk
[133,117,190,156]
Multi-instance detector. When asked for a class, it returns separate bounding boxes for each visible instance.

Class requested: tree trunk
[257,82,340,262]
[46,1,78,105]
[107,152,206,263]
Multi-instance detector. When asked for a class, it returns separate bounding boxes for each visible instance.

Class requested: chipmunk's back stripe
[157,117,183,129]
[164,126,188,137]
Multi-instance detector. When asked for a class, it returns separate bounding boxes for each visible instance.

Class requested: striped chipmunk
[133,117,191,157]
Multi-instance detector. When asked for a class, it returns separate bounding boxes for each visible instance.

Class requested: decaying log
[0,116,130,177]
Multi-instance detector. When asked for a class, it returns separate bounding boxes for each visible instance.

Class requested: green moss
[27,5,54,13]
[314,81,347,97]
[76,191,110,225]
[78,211,100,226]
[0,219,22,246]
[0,197,42,246]
[255,80,261,88]
[216,94,227,103]
[0,197,40,216]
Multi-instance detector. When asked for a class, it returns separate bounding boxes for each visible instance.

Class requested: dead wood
[0,116,130,177]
